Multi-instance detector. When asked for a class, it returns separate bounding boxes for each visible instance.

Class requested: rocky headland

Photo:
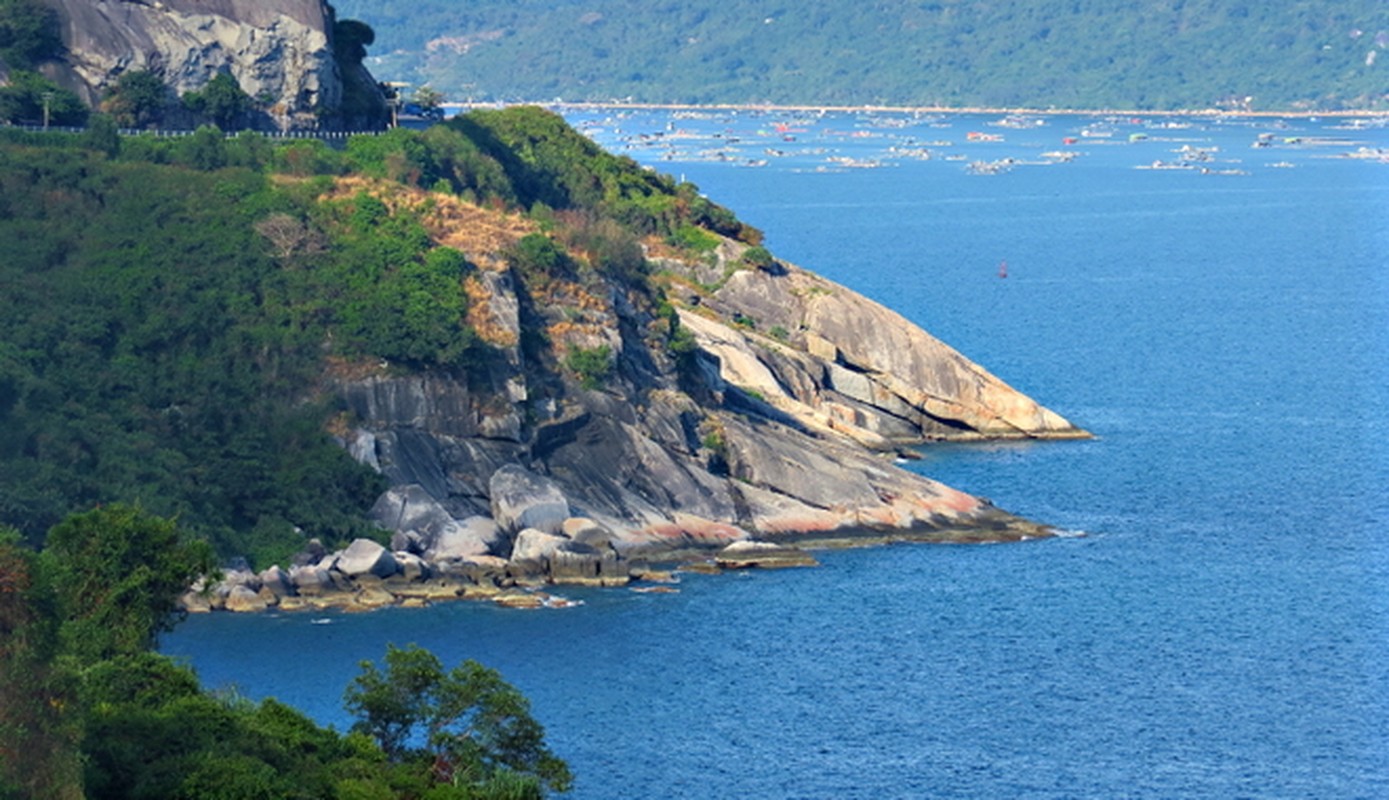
[22,0,385,130]
[189,182,1087,613]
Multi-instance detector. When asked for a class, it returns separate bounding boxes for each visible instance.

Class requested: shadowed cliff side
[35,0,386,129]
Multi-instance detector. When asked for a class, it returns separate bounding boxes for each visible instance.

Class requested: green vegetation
[668,223,721,255]
[740,246,776,272]
[0,139,387,565]
[106,69,169,128]
[564,345,614,390]
[346,644,572,795]
[42,505,214,664]
[449,106,760,243]
[182,71,254,130]
[0,0,62,70]
[332,16,390,122]
[0,0,83,127]
[0,105,752,565]
[335,0,1389,111]
[0,512,569,798]
[0,69,87,126]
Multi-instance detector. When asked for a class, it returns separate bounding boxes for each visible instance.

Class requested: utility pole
[41,91,54,130]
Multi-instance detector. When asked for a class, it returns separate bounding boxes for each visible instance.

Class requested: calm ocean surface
[165,112,1389,798]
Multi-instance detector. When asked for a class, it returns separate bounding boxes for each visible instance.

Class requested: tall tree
[106,69,168,128]
[0,529,83,799]
[346,643,573,796]
[183,71,253,129]
[41,504,214,664]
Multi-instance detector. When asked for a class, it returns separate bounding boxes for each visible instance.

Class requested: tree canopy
[346,644,573,796]
[182,71,254,130]
[0,0,62,69]
[105,69,170,128]
[42,504,215,663]
[1,515,571,798]
[0,69,87,125]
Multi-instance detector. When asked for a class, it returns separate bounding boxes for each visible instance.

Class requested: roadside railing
[2,124,386,140]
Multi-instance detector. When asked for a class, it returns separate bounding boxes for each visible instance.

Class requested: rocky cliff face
[39,0,384,129]
[224,187,1087,612]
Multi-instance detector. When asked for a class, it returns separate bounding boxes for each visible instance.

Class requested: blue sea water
[165,112,1389,798]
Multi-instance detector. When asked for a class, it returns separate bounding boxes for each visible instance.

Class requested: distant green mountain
[333,0,1388,111]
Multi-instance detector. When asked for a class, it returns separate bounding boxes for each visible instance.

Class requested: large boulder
[257,565,295,599]
[373,486,503,558]
[425,516,503,562]
[431,554,508,585]
[562,517,615,548]
[506,528,567,580]
[224,584,269,612]
[45,0,387,130]
[392,552,429,583]
[333,539,399,580]
[489,465,570,537]
[550,541,629,586]
[217,568,260,593]
[291,538,327,567]
[289,565,333,595]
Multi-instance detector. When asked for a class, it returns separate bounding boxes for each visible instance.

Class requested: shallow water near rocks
[166,112,1389,797]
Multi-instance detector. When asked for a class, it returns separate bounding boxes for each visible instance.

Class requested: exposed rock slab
[715,541,819,569]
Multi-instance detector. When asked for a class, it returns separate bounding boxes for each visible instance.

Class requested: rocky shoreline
[185,511,1052,614]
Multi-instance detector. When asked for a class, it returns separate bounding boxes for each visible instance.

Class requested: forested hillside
[334,0,1389,111]
[0,110,754,568]
[1,103,779,799]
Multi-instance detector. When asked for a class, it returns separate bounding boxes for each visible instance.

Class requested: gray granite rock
[257,565,294,598]
[506,528,568,580]
[489,465,570,537]
[333,539,398,580]
[224,584,268,612]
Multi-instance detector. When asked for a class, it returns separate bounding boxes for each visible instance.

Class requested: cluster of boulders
[183,462,822,614]
[181,537,494,614]
[184,533,817,614]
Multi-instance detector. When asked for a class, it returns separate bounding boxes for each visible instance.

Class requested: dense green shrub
[451,106,760,243]
[0,144,385,556]
[565,345,613,390]
[106,69,168,128]
[0,0,62,69]
[182,71,253,130]
[0,69,87,125]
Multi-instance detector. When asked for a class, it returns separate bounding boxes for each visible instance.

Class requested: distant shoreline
[445,100,1389,120]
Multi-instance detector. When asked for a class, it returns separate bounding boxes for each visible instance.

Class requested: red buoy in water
[998,260,1009,279]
